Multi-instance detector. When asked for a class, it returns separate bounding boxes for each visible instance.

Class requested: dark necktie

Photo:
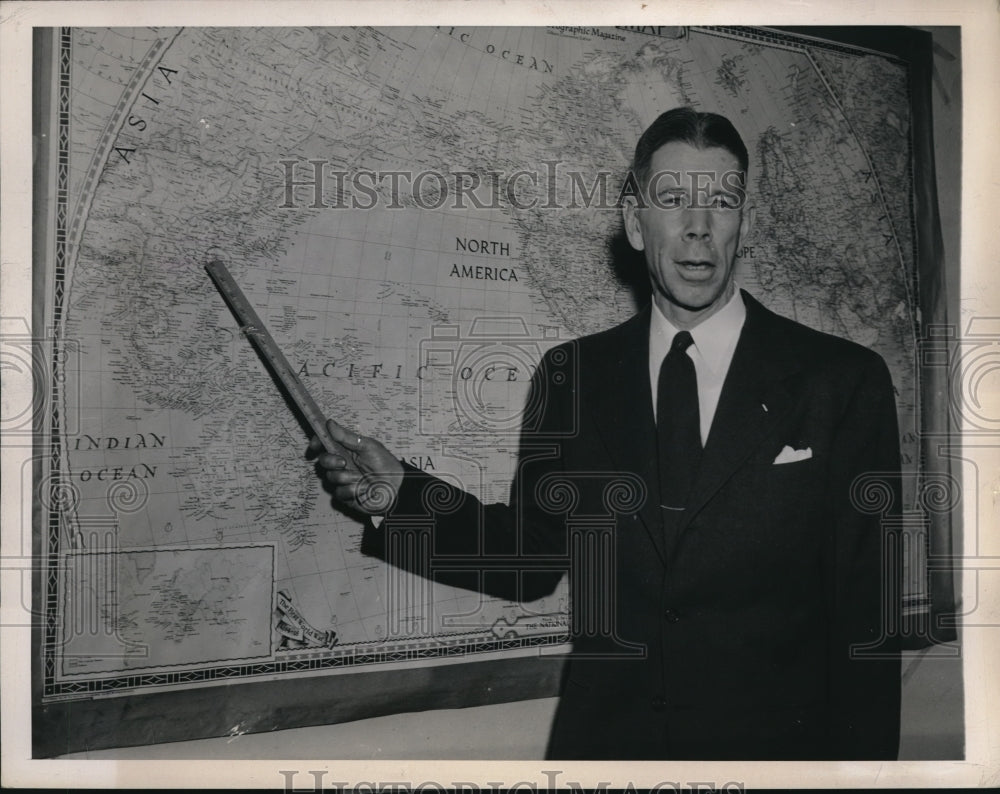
[657,331,702,520]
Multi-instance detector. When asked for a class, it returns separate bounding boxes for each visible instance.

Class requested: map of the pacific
[41,26,920,699]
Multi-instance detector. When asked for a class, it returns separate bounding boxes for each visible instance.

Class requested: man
[312,107,902,760]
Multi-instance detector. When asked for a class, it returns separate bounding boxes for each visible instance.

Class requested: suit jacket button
[664,608,680,623]
[651,696,667,712]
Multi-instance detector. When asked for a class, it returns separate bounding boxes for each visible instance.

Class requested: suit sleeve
[823,352,902,759]
[362,346,574,603]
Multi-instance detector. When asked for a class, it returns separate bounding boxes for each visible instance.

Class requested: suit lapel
[585,308,666,563]
[674,292,801,543]
[583,294,803,565]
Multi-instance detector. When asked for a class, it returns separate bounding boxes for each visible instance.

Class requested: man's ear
[622,196,645,252]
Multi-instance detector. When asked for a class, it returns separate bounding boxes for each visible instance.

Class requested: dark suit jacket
[374,290,902,760]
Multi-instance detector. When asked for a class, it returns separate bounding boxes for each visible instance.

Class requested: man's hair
[631,106,749,187]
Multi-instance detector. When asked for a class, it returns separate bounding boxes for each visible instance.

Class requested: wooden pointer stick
[205,260,350,458]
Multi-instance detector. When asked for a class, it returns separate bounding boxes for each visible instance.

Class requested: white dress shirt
[649,288,747,445]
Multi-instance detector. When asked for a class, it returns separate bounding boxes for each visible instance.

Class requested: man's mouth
[675,260,716,277]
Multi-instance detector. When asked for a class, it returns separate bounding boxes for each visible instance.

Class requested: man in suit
[312,107,902,760]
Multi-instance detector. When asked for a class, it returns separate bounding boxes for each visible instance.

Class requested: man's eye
[657,193,683,208]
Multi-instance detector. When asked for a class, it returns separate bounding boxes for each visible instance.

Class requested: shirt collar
[650,287,747,374]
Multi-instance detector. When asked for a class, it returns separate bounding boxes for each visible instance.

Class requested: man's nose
[682,208,712,240]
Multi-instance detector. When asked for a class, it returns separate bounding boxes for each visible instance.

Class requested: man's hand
[307,418,404,516]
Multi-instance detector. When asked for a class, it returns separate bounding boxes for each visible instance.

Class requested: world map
[40,25,920,700]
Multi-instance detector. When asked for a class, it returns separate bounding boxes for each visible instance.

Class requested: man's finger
[318,453,348,470]
[333,484,359,504]
[325,418,363,453]
[325,468,359,486]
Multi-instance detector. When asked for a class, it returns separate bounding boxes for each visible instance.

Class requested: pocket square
[773,445,812,464]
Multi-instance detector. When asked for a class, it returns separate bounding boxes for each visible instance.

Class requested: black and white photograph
[1,0,996,790]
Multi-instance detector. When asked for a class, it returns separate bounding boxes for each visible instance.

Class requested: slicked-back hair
[631,107,749,188]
